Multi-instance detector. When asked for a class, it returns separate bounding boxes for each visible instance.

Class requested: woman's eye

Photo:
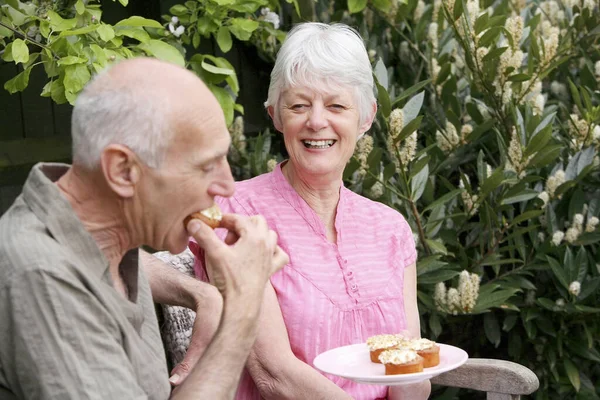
[329,104,346,110]
[290,104,308,111]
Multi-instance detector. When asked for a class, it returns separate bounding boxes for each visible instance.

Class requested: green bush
[3,0,600,398]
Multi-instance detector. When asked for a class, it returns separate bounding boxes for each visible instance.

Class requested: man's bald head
[71,57,222,170]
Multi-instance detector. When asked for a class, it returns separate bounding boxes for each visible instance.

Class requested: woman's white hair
[71,68,172,170]
[265,22,376,127]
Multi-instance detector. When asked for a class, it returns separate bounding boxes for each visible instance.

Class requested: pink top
[190,163,417,400]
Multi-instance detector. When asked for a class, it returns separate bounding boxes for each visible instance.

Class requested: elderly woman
[190,22,430,399]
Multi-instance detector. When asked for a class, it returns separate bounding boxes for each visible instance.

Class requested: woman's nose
[306,106,328,131]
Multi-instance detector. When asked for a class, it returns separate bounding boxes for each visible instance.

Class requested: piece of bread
[378,349,424,375]
[367,334,403,363]
[404,338,440,368]
[185,203,222,229]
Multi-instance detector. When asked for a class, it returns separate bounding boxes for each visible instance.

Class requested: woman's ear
[100,144,139,198]
[359,101,378,134]
[267,105,283,132]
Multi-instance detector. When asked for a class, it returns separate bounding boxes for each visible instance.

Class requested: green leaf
[196,16,219,36]
[547,256,569,290]
[564,359,581,392]
[228,18,259,40]
[374,58,388,91]
[510,209,544,226]
[528,144,563,168]
[472,288,519,313]
[57,56,87,66]
[579,277,600,301]
[478,27,502,48]
[170,4,189,15]
[394,115,423,146]
[216,26,233,53]
[484,312,501,347]
[417,269,459,284]
[60,25,99,36]
[97,25,115,42]
[453,0,464,20]
[383,162,396,182]
[468,119,495,142]
[428,314,442,338]
[118,0,129,5]
[410,163,428,201]
[416,256,448,276]
[47,11,77,32]
[138,40,184,67]
[507,73,530,82]
[424,239,448,255]
[568,78,584,116]
[482,46,508,63]
[115,16,164,29]
[11,38,29,64]
[376,81,391,118]
[423,189,462,213]
[63,64,91,96]
[3,66,32,94]
[503,314,518,331]
[479,168,504,200]
[474,12,489,35]
[75,0,85,14]
[348,0,368,13]
[402,91,425,124]
[392,79,431,106]
[501,189,540,205]
[201,59,234,76]
[115,27,150,42]
[209,85,234,126]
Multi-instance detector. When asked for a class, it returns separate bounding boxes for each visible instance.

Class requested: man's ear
[359,101,378,134]
[100,144,140,198]
[267,105,283,132]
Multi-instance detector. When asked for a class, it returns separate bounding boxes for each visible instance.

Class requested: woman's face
[273,86,373,179]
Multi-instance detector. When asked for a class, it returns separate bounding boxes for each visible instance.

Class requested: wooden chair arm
[431,358,539,398]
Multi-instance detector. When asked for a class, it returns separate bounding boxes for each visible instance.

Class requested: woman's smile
[301,139,337,149]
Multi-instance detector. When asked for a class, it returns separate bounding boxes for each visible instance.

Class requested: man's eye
[201,163,215,173]
[329,104,347,110]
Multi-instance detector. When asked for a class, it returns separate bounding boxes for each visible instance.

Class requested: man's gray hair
[265,22,376,127]
[71,67,172,170]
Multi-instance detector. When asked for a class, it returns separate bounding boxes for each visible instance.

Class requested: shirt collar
[22,163,139,300]
[270,161,348,242]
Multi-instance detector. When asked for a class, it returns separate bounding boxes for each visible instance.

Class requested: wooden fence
[0,0,274,214]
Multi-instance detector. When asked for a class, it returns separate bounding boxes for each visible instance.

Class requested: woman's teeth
[302,139,335,149]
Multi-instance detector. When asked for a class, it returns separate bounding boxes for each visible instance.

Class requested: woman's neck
[282,162,341,242]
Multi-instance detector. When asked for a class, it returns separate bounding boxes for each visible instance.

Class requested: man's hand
[169,287,222,386]
[187,214,288,302]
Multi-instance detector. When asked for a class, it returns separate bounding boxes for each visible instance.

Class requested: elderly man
[0,58,288,399]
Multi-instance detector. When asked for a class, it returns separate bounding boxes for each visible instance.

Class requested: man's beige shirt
[0,163,170,399]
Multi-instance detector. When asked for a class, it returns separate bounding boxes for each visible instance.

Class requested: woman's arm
[246,282,352,400]
[388,262,431,400]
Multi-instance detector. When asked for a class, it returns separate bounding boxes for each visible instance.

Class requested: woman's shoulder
[216,172,278,214]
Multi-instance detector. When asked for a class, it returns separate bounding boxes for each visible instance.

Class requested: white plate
[313,343,468,386]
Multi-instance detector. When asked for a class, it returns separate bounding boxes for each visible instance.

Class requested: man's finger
[219,214,251,237]
[223,230,239,246]
[272,245,289,273]
[187,219,225,252]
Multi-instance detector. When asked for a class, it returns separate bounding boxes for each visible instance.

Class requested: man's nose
[306,106,328,131]
[210,162,235,198]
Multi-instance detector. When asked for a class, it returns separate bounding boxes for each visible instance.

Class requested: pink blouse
[190,163,417,400]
